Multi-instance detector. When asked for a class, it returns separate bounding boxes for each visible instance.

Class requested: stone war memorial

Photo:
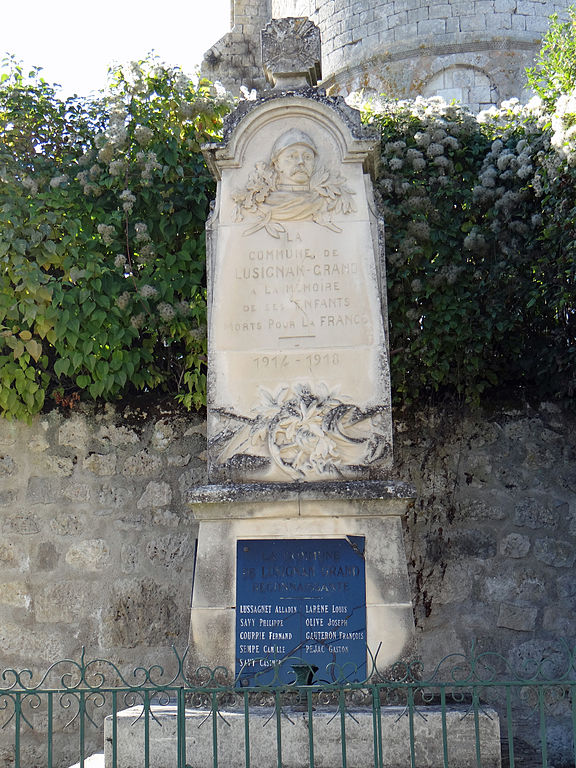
[187,16,416,685]
[119,16,504,768]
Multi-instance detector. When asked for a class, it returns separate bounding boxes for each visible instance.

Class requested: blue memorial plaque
[236,538,366,685]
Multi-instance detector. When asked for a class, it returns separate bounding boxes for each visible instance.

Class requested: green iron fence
[0,642,575,768]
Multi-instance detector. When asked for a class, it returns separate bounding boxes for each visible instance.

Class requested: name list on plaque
[236,538,367,684]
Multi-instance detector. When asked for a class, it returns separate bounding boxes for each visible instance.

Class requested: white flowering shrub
[0,55,231,420]
[361,87,576,405]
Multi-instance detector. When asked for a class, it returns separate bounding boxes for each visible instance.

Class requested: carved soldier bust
[232,128,355,238]
[270,129,317,189]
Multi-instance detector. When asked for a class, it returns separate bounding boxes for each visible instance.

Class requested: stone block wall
[0,398,574,762]
[0,405,207,676]
[0,399,574,676]
[273,0,568,108]
[390,402,576,669]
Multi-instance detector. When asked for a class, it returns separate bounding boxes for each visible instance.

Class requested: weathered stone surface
[0,581,30,607]
[26,476,60,503]
[62,483,91,502]
[50,512,85,536]
[58,417,89,448]
[98,484,133,509]
[0,619,66,660]
[137,481,172,509]
[176,466,209,499]
[514,498,557,529]
[556,572,576,608]
[35,581,98,623]
[508,640,571,679]
[433,559,482,603]
[114,512,147,531]
[122,451,162,476]
[261,17,322,88]
[428,528,497,560]
[533,537,575,568]
[0,489,16,506]
[151,420,175,451]
[455,497,506,521]
[542,606,574,634]
[65,539,110,570]
[146,535,193,571]
[100,579,185,647]
[568,505,576,537]
[0,454,16,476]
[109,703,503,768]
[121,544,138,573]
[204,92,389,483]
[28,434,49,453]
[0,399,573,760]
[3,512,40,535]
[97,424,139,446]
[151,509,181,528]
[500,532,530,558]
[39,455,75,476]
[497,602,537,631]
[36,542,59,571]
[0,540,25,569]
[84,452,117,475]
[514,570,547,601]
[167,453,190,467]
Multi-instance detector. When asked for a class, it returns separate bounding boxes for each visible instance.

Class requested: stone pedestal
[104,704,502,768]
[186,481,416,677]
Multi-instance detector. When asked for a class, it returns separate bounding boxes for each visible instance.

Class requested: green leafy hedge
[363,93,576,405]
[0,56,230,420]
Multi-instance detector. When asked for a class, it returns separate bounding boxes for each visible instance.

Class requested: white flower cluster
[134,125,154,145]
[76,163,102,197]
[97,223,116,246]
[136,151,161,183]
[357,91,576,279]
[119,189,136,214]
[551,88,576,165]
[115,291,131,310]
[139,284,158,299]
[49,174,68,188]
[157,302,176,321]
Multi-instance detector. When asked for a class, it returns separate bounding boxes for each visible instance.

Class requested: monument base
[104,704,502,768]
[186,481,417,677]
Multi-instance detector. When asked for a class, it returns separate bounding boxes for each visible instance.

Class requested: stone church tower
[202,0,568,110]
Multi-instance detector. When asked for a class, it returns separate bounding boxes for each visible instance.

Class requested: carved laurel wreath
[232,162,356,238]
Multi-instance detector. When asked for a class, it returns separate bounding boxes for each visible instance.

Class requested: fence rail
[1,643,575,768]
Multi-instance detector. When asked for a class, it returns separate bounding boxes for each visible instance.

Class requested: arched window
[422,66,496,112]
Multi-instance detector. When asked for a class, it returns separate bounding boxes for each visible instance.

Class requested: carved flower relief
[231,128,356,238]
[210,384,391,480]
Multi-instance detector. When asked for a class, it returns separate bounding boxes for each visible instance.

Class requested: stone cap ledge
[186,480,416,505]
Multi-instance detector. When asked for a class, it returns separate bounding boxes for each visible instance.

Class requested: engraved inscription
[213,230,376,352]
[236,538,367,684]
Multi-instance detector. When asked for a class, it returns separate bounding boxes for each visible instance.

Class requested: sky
[1,0,231,97]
